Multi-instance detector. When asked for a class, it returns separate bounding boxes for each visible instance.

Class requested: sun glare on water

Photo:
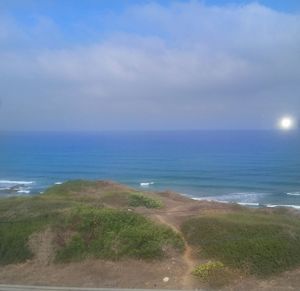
[278,117,295,130]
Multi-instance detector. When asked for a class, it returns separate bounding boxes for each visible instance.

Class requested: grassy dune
[182,209,300,277]
[0,180,182,265]
[56,207,183,262]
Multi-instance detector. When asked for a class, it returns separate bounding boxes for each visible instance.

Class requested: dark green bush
[128,193,163,208]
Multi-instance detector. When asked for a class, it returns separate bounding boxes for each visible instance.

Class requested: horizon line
[1,128,298,133]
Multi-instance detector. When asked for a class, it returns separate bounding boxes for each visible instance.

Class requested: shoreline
[191,197,300,210]
[1,179,300,211]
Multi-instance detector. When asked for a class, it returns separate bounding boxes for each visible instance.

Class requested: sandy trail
[154,209,198,290]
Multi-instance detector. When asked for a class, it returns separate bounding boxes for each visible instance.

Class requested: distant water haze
[1,130,300,209]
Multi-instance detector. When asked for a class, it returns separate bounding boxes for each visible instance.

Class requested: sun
[279,117,295,130]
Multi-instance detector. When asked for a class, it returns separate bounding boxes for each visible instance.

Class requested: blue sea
[1,130,300,208]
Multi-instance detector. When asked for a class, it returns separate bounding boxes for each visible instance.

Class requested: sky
[0,0,299,131]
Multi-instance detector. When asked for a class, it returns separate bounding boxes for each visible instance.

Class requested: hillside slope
[1,180,300,290]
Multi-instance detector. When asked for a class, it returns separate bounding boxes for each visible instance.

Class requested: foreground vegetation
[56,206,183,262]
[192,261,234,288]
[0,196,66,265]
[0,180,180,265]
[128,193,163,208]
[2,179,300,288]
[182,209,300,277]
[0,217,48,265]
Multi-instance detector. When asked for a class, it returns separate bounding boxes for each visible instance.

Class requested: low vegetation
[0,180,176,266]
[45,180,164,209]
[55,206,183,262]
[192,261,225,278]
[182,210,300,277]
[128,193,163,208]
[44,180,99,197]
[0,195,68,265]
[192,261,234,288]
[0,217,49,265]
[2,179,300,287]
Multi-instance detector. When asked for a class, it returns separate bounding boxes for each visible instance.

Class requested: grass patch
[0,196,72,220]
[44,180,99,197]
[56,206,183,262]
[44,180,163,209]
[0,180,171,266]
[128,193,163,208]
[182,210,300,277]
[0,189,74,265]
[192,261,225,279]
[192,261,234,288]
[0,215,53,265]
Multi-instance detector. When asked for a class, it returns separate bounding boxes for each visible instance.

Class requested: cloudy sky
[0,0,299,131]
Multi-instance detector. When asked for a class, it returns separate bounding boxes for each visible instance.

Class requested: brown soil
[1,185,300,290]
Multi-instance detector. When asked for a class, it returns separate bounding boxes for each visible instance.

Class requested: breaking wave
[0,180,34,185]
[0,180,34,195]
[140,182,155,187]
[286,192,300,196]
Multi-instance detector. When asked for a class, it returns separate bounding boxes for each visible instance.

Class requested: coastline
[191,197,300,210]
[2,179,300,211]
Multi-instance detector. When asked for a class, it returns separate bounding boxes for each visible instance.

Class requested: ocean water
[1,130,300,208]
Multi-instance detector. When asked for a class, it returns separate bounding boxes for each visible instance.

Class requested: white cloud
[0,1,300,130]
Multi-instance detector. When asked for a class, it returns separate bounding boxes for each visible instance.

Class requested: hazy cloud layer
[1,1,300,130]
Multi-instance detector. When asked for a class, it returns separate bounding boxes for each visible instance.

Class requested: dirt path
[28,228,55,265]
[154,213,197,289]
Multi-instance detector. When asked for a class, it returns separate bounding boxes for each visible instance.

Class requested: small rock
[163,277,170,283]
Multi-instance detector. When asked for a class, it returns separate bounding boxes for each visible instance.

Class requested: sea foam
[286,192,300,196]
[192,197,259,207]
[140,182,154,187]
[192,196,300,210]
[266,204,300,210]
[0,180,34,185]
[0,180,33,196]
[193,192,267,205]
[238,202,260,207]
[17,189,31,194]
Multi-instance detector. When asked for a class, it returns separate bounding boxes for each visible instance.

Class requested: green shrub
[192,261,234,288]
[128,193,163,208]
[192,261,225,279]
[56,207,183,262]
